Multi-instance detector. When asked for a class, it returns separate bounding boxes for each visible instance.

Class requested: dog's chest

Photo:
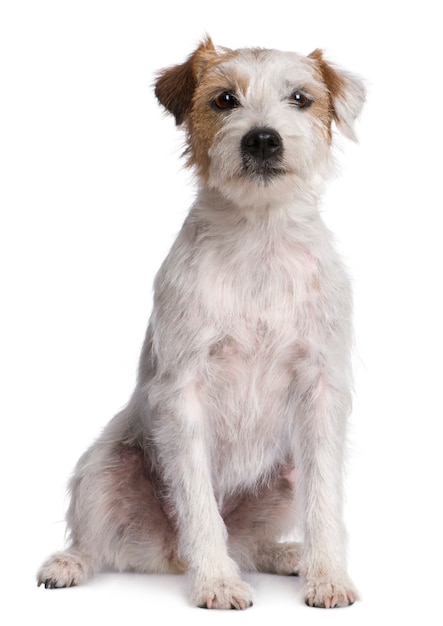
[197,223,324,330]
[194,224,332,490]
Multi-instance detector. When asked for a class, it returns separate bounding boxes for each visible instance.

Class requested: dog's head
[155,37,365,209]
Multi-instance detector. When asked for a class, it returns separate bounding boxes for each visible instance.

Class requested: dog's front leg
[295,355,358,608]
[149,374,253,610]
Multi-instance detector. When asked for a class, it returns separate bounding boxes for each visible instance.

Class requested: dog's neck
[195,185,323,228]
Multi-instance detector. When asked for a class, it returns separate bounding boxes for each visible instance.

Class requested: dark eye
[291,91,311,108]
[211,91,239,111]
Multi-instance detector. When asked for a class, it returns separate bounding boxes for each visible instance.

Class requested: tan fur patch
[155,39,250,180]
[186,57,250,180]
[308,49,347,140]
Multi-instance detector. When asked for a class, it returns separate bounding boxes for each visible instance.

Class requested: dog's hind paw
[194,576,254,610]
[304,576,358,608]
[37,551,88,589]
[256,541,302,575]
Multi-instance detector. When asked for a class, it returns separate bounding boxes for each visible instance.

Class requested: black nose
[241,127,283,161]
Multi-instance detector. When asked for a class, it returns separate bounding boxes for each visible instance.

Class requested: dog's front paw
[304,576,358,608]
[194,576,254,610]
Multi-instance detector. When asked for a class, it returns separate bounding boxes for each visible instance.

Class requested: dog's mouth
[241,158,286,183]
[240,127,286,183]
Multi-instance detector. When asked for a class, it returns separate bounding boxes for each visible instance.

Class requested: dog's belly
[202,328,297,496]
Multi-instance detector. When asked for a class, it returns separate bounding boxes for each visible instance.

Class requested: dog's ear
[155,37,218,126]
[309,49,366,141]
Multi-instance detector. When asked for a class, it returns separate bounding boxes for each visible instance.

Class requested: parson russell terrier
[37,37,365,609]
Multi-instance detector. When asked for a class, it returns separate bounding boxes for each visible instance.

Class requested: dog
[37,37,365,609]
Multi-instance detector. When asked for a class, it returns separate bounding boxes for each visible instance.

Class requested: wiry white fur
[37,40,365,610]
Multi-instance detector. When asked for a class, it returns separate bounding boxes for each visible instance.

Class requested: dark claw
[43,579,63,589]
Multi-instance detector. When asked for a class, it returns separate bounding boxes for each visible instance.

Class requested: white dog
[37,37,365,609]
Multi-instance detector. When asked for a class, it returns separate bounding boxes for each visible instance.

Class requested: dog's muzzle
[240,127,284,181]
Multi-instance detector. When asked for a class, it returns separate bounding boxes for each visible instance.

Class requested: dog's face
[155,38,365,210]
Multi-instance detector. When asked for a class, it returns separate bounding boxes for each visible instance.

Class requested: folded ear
[309,49,366,141]
[154,36,218,125]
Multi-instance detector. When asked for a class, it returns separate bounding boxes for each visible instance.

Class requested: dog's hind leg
[38,436,183,588]
[224,466,301,575]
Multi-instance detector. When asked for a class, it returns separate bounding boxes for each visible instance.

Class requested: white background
[1,1,442,624]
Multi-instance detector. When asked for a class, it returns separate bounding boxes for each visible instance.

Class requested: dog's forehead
[210,48,322,94]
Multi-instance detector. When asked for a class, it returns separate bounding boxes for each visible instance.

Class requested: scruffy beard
[240,155,287,185]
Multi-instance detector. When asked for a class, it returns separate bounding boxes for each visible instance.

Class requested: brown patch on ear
[308,49,345,127]
[154,37,218,125]
[308,49,365,141]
